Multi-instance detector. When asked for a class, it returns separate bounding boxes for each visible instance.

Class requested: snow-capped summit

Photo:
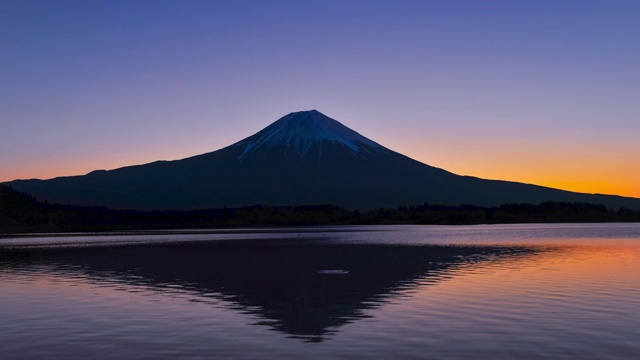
[235,110,387,159]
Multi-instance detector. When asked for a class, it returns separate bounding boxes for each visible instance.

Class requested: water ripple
[1,223,639,359]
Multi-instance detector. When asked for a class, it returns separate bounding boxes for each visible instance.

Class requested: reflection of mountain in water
[3,239,537,341]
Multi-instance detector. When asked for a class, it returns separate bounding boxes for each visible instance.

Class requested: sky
[1,0,639,197]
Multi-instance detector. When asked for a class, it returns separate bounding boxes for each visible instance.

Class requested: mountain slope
[6,110,640,210]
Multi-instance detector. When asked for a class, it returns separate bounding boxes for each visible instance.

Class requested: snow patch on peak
[237,110,386,158]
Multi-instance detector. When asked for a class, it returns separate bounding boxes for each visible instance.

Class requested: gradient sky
[2,0,639,197]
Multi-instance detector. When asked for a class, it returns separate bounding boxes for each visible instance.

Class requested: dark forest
[1,185,639,233]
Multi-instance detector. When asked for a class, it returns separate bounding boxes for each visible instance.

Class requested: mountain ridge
[5,110,640,210]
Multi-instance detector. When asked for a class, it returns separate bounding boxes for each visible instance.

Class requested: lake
[1,223,640,359]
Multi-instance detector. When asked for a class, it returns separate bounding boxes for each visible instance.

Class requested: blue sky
[1,0,639,196]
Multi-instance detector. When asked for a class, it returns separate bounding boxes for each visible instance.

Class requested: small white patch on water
[317,269,349,275]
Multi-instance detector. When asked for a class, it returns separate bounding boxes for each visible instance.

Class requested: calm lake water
[1,223,640,359]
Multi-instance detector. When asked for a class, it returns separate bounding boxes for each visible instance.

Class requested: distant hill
[5,110,640,210]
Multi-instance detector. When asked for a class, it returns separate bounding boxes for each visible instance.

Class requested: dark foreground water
[1,224,640,359]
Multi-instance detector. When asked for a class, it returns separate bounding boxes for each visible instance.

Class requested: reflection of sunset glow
[407,238,640,308]
[2,227,639,358]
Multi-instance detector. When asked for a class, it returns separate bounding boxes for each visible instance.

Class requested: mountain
[6,110,640,210]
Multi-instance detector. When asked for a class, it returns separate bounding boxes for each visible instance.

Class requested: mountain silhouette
[6,110,640,210]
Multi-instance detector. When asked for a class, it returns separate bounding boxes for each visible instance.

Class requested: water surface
[1,224,639,359]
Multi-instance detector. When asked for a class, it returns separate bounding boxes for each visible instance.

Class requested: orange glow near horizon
[2,137,639,199]
[2,119,639,199]
[394,135,640,198]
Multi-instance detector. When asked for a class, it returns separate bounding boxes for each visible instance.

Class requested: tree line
[1,185,639,233]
